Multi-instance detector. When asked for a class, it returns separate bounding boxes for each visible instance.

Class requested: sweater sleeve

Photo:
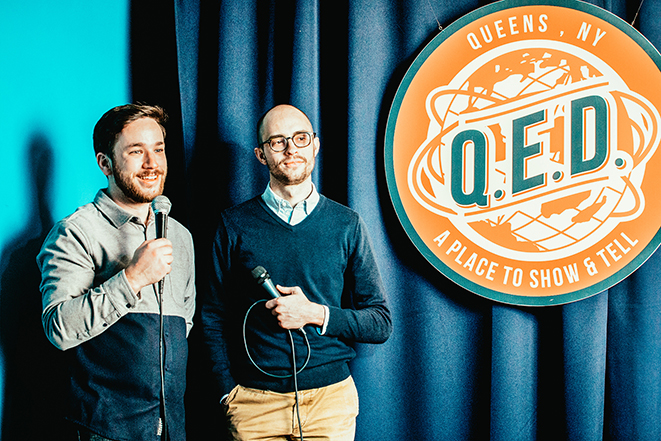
[324,217,392,344]
[200,221,238,398]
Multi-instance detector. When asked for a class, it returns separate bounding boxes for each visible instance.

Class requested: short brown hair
[93,103,168,157]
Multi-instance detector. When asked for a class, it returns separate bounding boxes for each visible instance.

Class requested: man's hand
[265,286,325,330]
[124,238,173,295]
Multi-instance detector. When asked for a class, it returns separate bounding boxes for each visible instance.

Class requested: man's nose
[284,137,299,154]
[144,151,158,167]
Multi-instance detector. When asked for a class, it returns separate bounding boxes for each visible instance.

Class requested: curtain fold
[166,0,661,439]
[562,293,608,441]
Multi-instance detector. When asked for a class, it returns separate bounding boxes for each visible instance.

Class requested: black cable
[287,329,306,441]
[158,281,169,440]
[244,300,309,440]
[243,300,310,377]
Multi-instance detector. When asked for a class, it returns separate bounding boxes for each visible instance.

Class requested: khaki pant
[225,376,359,441]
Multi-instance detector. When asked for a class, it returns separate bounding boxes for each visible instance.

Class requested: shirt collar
[261,183,320,225]
[94,189,151,228]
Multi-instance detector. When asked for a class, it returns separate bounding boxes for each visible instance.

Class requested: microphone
[152,195,172,295]
[251,266,280,298]
[151,195,171,441]
[251,266,306,335]
[152,195,171,240]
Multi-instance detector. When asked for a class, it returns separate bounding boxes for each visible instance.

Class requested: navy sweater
[202,195,392,395]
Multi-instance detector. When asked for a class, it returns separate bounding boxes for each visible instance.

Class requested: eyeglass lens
[268,132,312,151]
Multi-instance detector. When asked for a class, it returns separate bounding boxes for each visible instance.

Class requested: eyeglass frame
[259,131,316,152]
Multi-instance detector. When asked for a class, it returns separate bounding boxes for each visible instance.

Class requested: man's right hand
[124,238,173,296]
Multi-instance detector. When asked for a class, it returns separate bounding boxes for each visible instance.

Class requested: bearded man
[201,104,392,441]
[37,104,196,441]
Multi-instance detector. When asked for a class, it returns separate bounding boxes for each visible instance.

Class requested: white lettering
[480,25,494,43]
[552,267,563,286]
[540,268,551,288]
[512,268,523,287]
[605,243,622,263]
[596,249,610,267]
[486,261,498,281]
[434,230,450,247]
[584,257,598,276]
[530,270,539,288]
[577,22,591,41]
[563,263,580,284]
[446,240,462,255]
[538,14,548,32]
[467,32,482,50]
[621,232,638,247]
[494,20,506,38]
[509,16,519,35]
[503,265,513,284]
[454,246,468,265]
[476,258,489,276]
[467,14,547,50]
[523,14,534,33]
[463,252,478,271]
[593,28,606,46]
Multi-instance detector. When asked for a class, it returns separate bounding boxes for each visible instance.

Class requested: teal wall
[0,1,130,434]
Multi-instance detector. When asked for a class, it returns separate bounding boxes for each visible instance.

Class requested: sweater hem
[238,359,351,393]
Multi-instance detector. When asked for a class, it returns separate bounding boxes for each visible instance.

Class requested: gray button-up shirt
[37,189,196,440]
[38,189,195,350]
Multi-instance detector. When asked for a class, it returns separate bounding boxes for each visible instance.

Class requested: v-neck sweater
[202,195,391,394]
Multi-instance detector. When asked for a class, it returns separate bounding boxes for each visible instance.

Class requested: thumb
[275,285,297,296]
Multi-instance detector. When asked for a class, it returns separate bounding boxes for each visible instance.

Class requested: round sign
[385,0,661,305]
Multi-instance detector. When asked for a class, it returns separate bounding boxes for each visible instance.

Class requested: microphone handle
[261,278,281,298]
[155,212,169,293]
[156,212,168,239]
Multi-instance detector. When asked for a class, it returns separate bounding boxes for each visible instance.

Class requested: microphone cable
[157,280,169,440]
[152,195,171,440]
[243,299,309,440]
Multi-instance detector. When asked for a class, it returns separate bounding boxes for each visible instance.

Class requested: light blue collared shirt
[261,183,320,226]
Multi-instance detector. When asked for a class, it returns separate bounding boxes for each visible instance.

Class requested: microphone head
[152,195,172,216]
[251,266,269,283]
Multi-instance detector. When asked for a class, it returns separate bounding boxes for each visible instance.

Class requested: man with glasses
[202,104,392,440]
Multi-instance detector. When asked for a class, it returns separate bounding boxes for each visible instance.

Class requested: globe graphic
[411,41,659,261]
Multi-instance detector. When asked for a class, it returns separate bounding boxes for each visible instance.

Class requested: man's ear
[313,135,320,157]
[96,152,113,177]
[254,147,268,165]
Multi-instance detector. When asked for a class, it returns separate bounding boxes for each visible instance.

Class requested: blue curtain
[142,0,661,440]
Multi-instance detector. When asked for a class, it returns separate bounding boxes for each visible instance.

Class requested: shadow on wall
[0,133,69,440]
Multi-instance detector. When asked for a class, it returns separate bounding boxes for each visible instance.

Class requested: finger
[275,285,296,296]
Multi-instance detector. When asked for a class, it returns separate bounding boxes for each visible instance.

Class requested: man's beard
[266,154,314,186]
[112,162,167,203]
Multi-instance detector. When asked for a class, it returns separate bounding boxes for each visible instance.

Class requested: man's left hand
[265,286,325,330]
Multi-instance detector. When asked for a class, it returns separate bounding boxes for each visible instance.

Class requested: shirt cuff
[317,305,330,335]
[124,269,147,302]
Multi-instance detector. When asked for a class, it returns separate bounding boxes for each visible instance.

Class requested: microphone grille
[152,195,172,215]
[251,266,268,280]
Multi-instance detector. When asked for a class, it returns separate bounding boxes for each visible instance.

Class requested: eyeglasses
[261,131,315,152]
